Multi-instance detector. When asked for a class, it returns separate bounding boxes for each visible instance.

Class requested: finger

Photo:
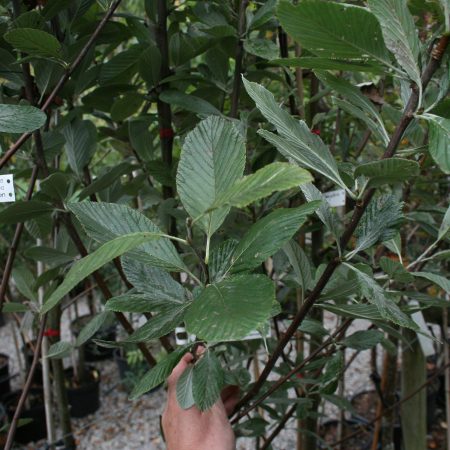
[167,352,194,392]
[221,385,240,416]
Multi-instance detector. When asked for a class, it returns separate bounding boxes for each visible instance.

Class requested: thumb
[167,352,194,395]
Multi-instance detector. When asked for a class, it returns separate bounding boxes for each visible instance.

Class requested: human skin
[161,352,238,450]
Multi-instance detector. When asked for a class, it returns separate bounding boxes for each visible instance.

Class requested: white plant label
[324,189,346,207]
[241,327,271,341]
[0,174,15,202]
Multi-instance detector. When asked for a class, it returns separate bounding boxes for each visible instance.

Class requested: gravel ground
[0,307,375,450]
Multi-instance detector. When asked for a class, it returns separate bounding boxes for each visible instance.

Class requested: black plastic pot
[0,353,11,401]
[71,315,115,362]
[0,403,7,448]
[426,370,441,429]
[65,367,100,418]
[351,390,402,450]
[3,388,46,444]
[319,419,373,450]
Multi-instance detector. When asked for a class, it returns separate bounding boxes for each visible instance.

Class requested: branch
[0,166,38,313]
[230,0,249,118]
[233,34,450,416]
[0,0,123,171]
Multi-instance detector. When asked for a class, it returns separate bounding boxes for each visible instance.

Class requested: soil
[319,420,372,450]
[351,390,378,421]
[427,411,448,450]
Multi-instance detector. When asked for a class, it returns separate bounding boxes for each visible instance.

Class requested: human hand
[161,352,239,450]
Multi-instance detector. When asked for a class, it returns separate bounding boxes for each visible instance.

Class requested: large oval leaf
[41,232,162,314]
[230,202,321,274]
[68,202,186,271]
[176,116,245,237]
[277,1,391,70]
[0,104,46,133]
[185,274,274,341]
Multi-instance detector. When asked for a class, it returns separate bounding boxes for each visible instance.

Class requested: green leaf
[315,71,389,146]
[421,114,450,174]
[99,45,142,84]
[79,163,135,200]
[176,116,245,236]
[353,195,403,255]
[438,205,450,241]
[319,303,385,321]
[68,202,186,272]
[12,11,45,30]
[122,258,186,309]
[185,275,274,342]
[41,232,161,314]
[42,0,72,20]
[272,57,383,73]
[130,347,189,399]
[106,293,161,313]
[176,365,195,409]
[208,239,239,283]
[138,44,161,87]
[3,302,28,313]
[242,78,349,192]
[347,264,418,329]
[230,202,320,273]
[380,257,414,283]
[0,104,46,133]
[354,158,420,187]
[298,318,329,338]
[110,93,144,122]
[75,311,114,347]
[283,240,313,293]
[160,90,221,116]
[124,306,188,343]
[4,28,62,60]
[12,266,37,302]
[24,246,74,266]
[243,38,279,60]
[192,351,224,411]
[300,183,342,241]
[62,119,97,176]
[277,1,391,70]
[342,330,385,350]
[208,162,312,212]
[368,0,421,94]
[47,341,73,359]
[0,200,53,225]
[412,271,450,295]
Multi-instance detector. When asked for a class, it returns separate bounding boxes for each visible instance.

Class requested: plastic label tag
[0,174,15,202]
[324,189,346,207]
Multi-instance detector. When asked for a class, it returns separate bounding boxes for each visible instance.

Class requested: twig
[0,0,123,170]
[4,314,47,450]
[231,35,449,417]
[330,360,450,447]
[260,404,297,450]
[232,319,352,423]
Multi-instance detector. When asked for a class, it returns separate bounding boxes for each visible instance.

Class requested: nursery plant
[0,0,449,449]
